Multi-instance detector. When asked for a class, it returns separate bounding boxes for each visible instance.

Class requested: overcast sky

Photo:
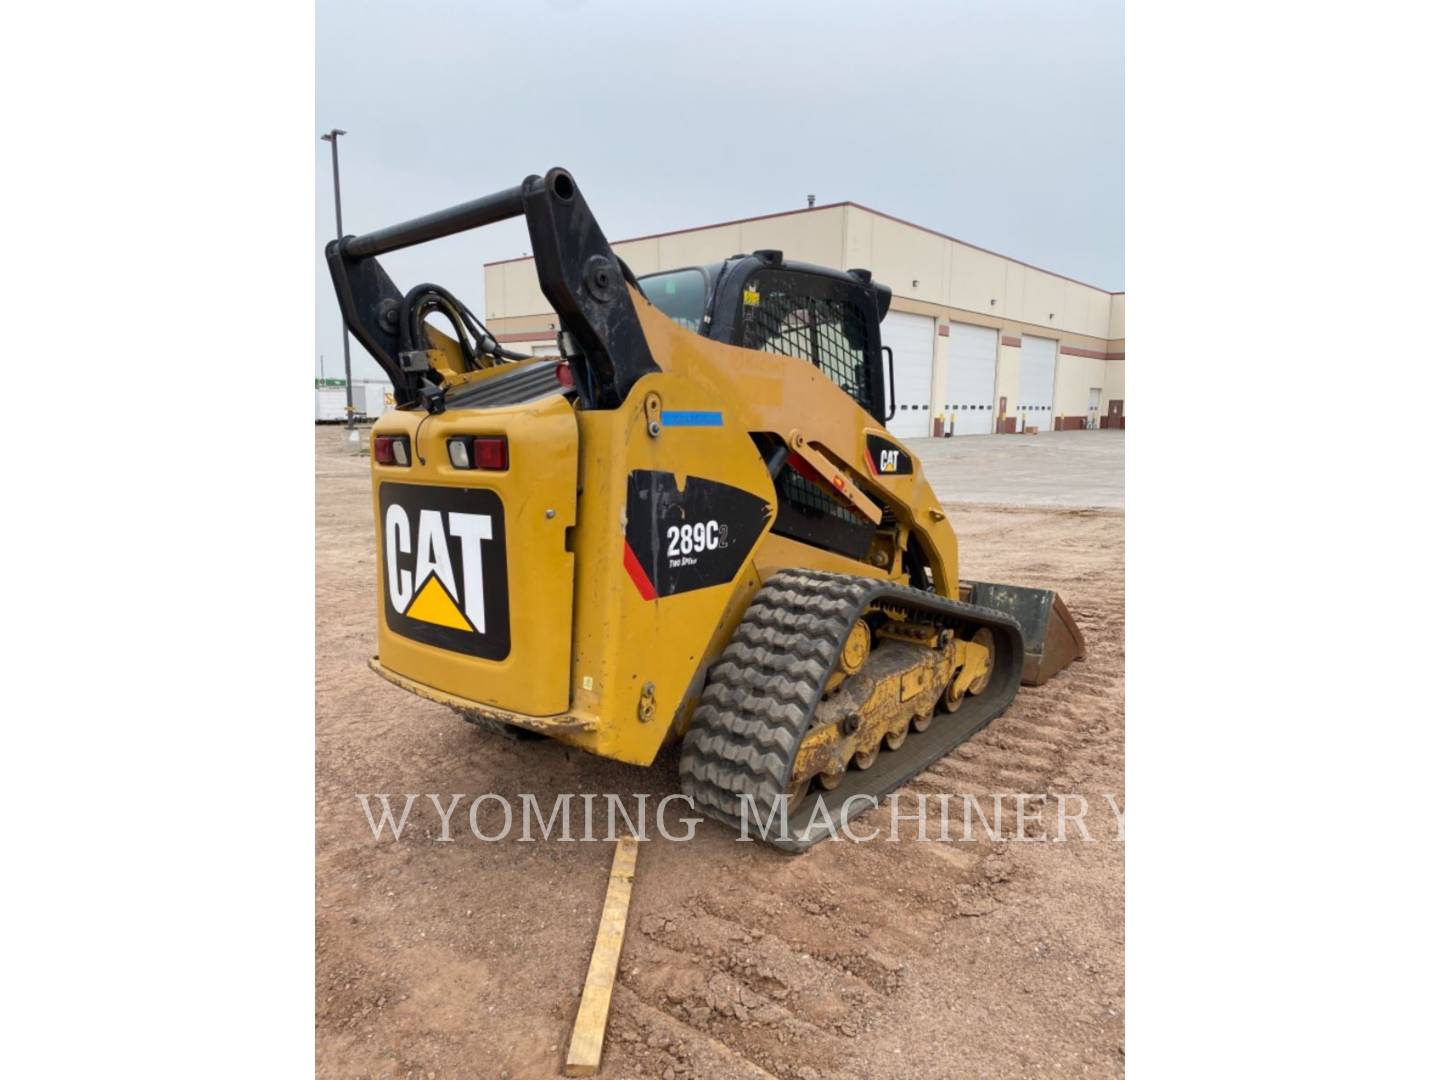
[316,0,1123,383]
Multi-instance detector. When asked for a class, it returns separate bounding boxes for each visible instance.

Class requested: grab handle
[340,182,532,260]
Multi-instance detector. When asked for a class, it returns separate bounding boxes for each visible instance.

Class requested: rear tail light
[373,435,410,466]
[473,436,508,470]
[446,436,508,471]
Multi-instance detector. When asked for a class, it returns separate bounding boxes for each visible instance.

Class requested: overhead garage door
[944,323,998,436]
[1018,334,1058,432]
[880,311,936,440]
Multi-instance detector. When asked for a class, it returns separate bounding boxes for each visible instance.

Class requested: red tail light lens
[444,436,508,470]
[472,436,508,470]
[373,435,409,466]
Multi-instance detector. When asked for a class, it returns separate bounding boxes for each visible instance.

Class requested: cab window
[738,270,874,412]
[638,268,707,332]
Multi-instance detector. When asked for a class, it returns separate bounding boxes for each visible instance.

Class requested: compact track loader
[326,168,1085,850]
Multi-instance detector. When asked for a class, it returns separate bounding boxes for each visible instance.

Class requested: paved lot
[907,429,1124,509]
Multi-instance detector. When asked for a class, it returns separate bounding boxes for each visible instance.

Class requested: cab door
[727,266,887,424]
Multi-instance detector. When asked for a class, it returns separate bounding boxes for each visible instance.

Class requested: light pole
[321,128,355,431]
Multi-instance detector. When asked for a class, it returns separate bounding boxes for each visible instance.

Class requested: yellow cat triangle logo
[404,574,476,632]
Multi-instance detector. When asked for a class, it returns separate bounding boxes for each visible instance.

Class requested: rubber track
[678,568,1025,852]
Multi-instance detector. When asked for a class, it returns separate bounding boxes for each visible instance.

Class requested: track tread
[679,570,866,834]
[679,569,1025,851]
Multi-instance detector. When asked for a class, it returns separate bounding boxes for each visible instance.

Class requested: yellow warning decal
[742,286,760,306]
[404,574,476,632]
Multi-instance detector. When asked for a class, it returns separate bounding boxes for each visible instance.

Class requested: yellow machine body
[369,288,960,765]
[333,168,1083,845]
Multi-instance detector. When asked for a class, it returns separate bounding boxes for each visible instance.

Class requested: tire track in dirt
[609,853,962,1079]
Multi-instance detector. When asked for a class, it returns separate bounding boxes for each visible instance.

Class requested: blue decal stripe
[660,410,724,427]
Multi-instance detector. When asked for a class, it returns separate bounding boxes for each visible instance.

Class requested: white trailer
[314,387,349,422]
[362,382,392,420]
[315,382,393,422]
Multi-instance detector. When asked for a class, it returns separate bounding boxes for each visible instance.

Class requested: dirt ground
[316,425,1124,1079]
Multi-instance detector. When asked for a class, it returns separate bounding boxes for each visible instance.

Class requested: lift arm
[324,167,658,409]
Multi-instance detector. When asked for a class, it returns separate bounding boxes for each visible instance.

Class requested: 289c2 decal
[666,520,728,558]
[624,471,770,600]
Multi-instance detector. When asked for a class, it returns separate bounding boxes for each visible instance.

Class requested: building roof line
[481,201,850,268]
[842,201,1123,295]
[483,200,1122,295]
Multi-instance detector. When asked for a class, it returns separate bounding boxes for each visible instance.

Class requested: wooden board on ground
[565,836,640,1077]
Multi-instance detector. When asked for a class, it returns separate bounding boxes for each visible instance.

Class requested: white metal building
[482,201,1125,435]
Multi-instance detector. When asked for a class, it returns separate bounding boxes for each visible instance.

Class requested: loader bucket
[962,581,1086,686]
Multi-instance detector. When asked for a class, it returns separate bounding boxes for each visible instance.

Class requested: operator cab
[640,252,902,568]
[638,251,894,426]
